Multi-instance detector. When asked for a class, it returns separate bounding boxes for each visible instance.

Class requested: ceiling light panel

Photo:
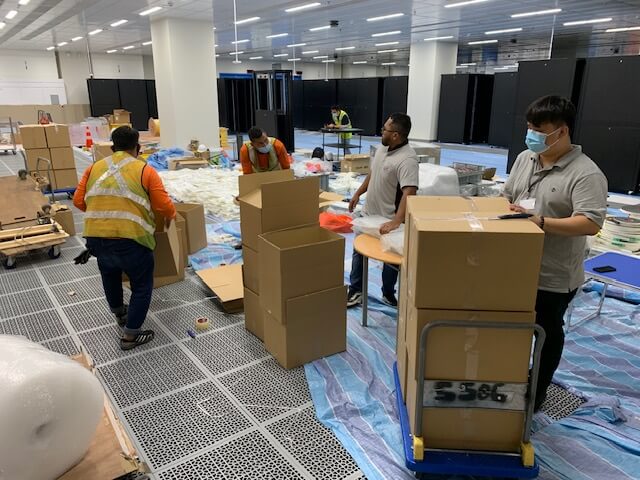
[372,30,401,37]
[606,26,640,32]
[19,0,31,5]
[140,6,162,16]
[381,62,396,65]
[274,53,288,57]
[468,39,498,45]
[142,41,152,45]
[335,46,355,50]
[445,0,490,8]
[302,50,319,54]
[511,8,561,18]
[46,46,55,50]
[287,58,301,61]
[309,25,331,31]
[249,56,263,59]
[89,29,102,35]
[287,43,306,47]
[314,55,328,59]
[367,13,404,22]
[285,2,321,13]
[377,49,398,53]
[353,61,367,64]
[322,59,336,63]
[71,36,83,41]
[235,16,260,25]
[229,51,244,55]
[375,41,399,46]
[123,45,135,50]
[485,28,522,35]
[266,33,288,38]
[57,41,67,46]
[424,36,454,41]
[107,49,117,53]
[110,19,128,27]
[232,39,250,44]
[5,10,18,19]
[563,18,612,26]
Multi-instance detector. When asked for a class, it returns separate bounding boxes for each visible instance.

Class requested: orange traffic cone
[85,126,93,149]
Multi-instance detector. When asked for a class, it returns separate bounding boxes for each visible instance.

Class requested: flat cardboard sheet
[197,264,244,313]
[175,203,207,254]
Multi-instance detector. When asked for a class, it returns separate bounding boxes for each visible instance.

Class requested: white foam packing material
[352,215,404,239]
[160,168,241,220]
[0,335,103,480]
[417,163,460,196]
[329,172,363,197]
[380,229,405,255]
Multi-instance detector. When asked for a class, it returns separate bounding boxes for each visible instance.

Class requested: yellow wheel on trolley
[521,442,535,467]
[413,436,424,461]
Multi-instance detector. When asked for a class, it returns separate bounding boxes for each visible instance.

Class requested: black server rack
[381,76,408,128]
[336,78,383,136]
[117,79,149,131]
[488,72,518,148]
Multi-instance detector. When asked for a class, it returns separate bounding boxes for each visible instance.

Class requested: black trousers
[534,288,577,409]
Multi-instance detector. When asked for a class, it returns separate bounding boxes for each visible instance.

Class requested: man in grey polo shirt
[347,113,419,307]
[504,95,607,410]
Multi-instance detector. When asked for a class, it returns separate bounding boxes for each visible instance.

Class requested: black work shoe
[347,291,363,308]
[382,293,398,307]
[120,330,155,351]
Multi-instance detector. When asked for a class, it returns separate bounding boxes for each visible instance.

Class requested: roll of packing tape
[195,317,210,331]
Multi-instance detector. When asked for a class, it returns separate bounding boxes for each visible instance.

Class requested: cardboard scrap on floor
[197,264,244,313]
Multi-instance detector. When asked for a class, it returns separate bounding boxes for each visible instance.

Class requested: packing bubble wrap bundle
[0,335,103,480]
[417,163,460,196]
[381,229,405,255]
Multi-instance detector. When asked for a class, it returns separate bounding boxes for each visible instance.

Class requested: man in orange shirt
[239,126,290,174]
[74,126,176,350]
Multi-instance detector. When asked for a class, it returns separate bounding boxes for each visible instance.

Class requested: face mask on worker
[257,144,272,154]
[525,127,561,154]
[332,111,338,121]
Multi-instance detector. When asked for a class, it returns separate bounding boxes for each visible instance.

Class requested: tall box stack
[19,124,77,191]
[398,196,544,453]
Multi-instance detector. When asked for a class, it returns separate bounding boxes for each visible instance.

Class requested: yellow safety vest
[333,110,352,141]
[245,137,281,173]
[84,151,156,250]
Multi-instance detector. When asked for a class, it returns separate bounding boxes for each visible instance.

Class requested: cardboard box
[93,142,113,161]
[44,124,71,148]
[406,305,534,383]
[53,169,79,190]
[23,148,50,172]
[397,259,408,356]
[197,264,244,313]
[238,169,294,197]
[19,125,47,149]
[52,207,75,236]
[239,175,320,251]
[242,245,260,294]
[243,287,264,341]
[153,222,181,278]
[259,225,345,324]
[264,286,347,369]
[175,214,189,268]
[398,346,408,400]
[153,225,186,288]
[113,109,131,124]
[174,203,207,254]
[341,156,370,174]
[406,196,543,311]
[168,158,209,170]
[50,147,76,170]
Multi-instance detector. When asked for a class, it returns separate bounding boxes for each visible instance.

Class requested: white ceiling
[0,0,639,67]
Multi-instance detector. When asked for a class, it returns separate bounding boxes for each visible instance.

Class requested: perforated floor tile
[184,324,269,376]
[41,335,81,356]
[0,288,53,319]
[123,381,254,470]
[219,358,311,422]
[50,275,106,305]
[541,383,586,421]
[0,309,69,342]
[0,269,42,293]
[63,298,121,332]
[39,259,100,286]
[97,344,207,409]
[60,236,84,249]
[154,301,242,339]
[156,431,305,480]
[77,319,170,365]
[148,279,213,312]
[266,406,361,480]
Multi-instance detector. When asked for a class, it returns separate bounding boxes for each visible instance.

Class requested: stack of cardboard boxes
[238,170,347,369]
[397,196,544,453]
[341,154,370,174]
[19,124,78,191]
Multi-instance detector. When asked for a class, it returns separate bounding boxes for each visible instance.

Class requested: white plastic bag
[381,229,405,255]
[351,215,390,238]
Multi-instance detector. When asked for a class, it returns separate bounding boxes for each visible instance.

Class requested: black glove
[74,249,92,265]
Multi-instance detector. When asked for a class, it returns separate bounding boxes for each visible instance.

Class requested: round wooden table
[353,234,403,327]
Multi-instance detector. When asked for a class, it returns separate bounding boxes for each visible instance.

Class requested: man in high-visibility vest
[328,105,353,154]
[73,126,176,351]
[239,126,291,174]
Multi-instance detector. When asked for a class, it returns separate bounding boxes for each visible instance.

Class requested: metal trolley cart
[395,320,545,479]
[321,127,364,161]
[20,151,77,199]
[0,116,17,154]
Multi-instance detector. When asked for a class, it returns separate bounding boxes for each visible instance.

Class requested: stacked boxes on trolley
[238,170,347,369]
[19,124,78,191]
[397,196,544,453]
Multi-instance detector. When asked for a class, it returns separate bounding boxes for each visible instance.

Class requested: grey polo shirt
[364,143,419,219]
[504,146,608,293]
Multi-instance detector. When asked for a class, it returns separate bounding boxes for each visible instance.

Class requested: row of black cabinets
[87,79,157,132]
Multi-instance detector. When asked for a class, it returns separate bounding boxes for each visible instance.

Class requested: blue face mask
[525,128,560,154]
[257,144,272,154]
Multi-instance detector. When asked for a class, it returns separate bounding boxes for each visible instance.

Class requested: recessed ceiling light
[235,16,260,25]
[314,55,328,59]
[424,35,454,41]
[335,46,355,50]
[5,10,18,19]
[511,8,561,18]
[485,27,522,35]
[232,39,250,44]
[19,0,30,5]
[274,53,289,57]
[89,29,102,35]
[46,46,55,51]
[372,30,401,37]
[563,18,612,26]
[285,2,321,13]
[214,44,218,47]
[215,54,219,57]
[377,49,398,53]
[353,61,368,64]
[460,62,477,66]
[229,51,244,55]
[107,49,117,53]
[139,6,162,16]
[266,33,288,38]
[287,43,306,47]
[71,36,83,42]
[606,26,640,32]
[468,39,498,45]
[309,25,331,31]
[213,27,216,30]
[57,41,68,46]
[288,58,301,61]
[322,59,336,63]
[123,45,135,50]
[366,13,404,22]
[381,62,396,65]
[375,41,399,46]
[232,60,242,64]
[110,19,128,27]
[445,0,490,8]
[302,50,319,54]
[142,41,152,46]
[249,56,263,60]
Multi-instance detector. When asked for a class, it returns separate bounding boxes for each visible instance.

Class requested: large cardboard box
[169,158,209,170]
[243,287,264,341]
[23,148,50,172]
[398,346,408,400]
[53,169,79,190]
[153,222,181,278]
[197,265,244,313]
[175,214,189,268]
[50,147,76,170]
[397,259,408,355]
[239,174,320,251]
[93,142,113,161]
[406,358,525,452]
[174,203,207,254]
[259,225,345,324]
[153,225,186,288]
[113,109,131,124]
[242,245,260,294]
[341,155,370,174]
[44,124,71,148]
[52,207,75,236]
[19,125,47,149]
[406,196,543,311]
[264,286,347,369]
[406,305,534,383]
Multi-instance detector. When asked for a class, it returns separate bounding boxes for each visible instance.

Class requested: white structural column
[406,41,458,141]
[150,17,219,148]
